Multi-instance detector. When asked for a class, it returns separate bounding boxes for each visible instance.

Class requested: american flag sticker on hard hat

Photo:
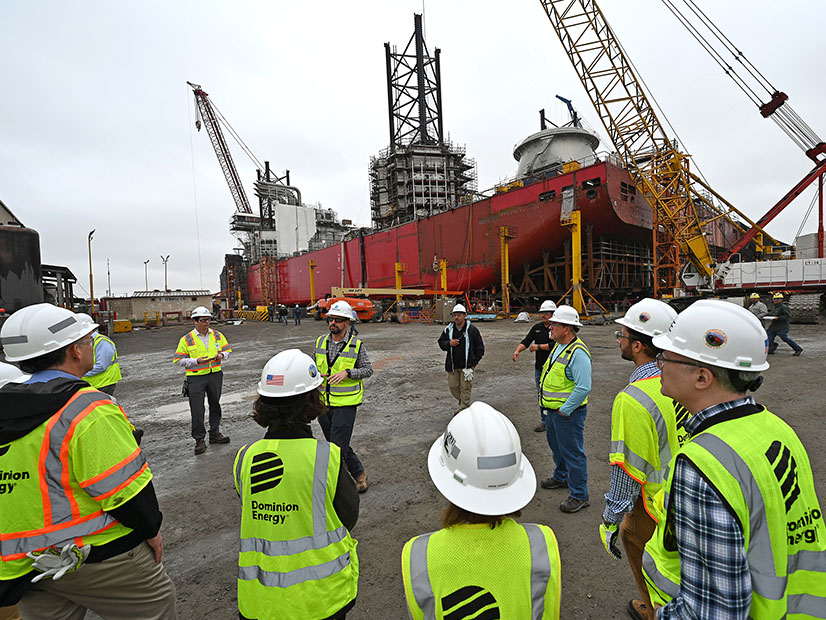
[266,374,285,386]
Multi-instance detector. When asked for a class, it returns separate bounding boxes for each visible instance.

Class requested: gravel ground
[103,316,826,619]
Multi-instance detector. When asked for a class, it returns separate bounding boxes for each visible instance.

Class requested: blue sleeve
[84,338,115,377]
[559,349,591,415]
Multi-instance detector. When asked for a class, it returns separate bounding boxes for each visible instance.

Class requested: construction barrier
[235,310,267,322]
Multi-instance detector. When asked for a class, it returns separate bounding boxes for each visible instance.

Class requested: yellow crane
[539,0,777,297]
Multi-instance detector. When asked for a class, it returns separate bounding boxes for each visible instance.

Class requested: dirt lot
[107,315,825,619]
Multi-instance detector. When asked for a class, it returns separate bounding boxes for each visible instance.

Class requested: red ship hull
[246,160,652,305]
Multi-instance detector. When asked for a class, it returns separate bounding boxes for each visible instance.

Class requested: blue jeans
[545,405,589,500]
[767,327,801,352]
[534,368,545,423]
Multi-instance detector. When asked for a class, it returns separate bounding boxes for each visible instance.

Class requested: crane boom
[187,81,253,214]
[539,0,731,296]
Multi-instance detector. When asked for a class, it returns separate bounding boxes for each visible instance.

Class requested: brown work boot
[534,422,546,432]
[194,439,207,455]
[209,432,230,444]
[355,471,368,494]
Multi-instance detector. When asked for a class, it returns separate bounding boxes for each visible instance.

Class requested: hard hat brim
[426,434,537,516]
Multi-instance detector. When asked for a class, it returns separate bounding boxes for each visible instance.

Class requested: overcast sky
[2,1,823,297]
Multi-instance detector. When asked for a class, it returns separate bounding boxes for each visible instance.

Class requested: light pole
[143,259,150,291]
[88,230,95,316]
[160,255,170,291]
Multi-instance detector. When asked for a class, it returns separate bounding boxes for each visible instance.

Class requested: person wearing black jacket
[437,304,485,414]
[0,304,176,619]
[512,300,557,433]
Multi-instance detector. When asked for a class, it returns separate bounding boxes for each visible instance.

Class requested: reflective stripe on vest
[610,383,673,486]
[643,410,826,615]
[238,553,352,589]
[315,334,363,406]
[174,329,228,374]
[407,524,553,620]
[0,391,125,559]
[692,433,826,609]
[79,447,148,501]
[237,442,353,587]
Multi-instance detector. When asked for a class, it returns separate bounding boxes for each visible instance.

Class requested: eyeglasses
[195,318,210,323]
[614,330,636,341]
[77,336,94,347]
[655,352,705,370]
[327,317,347,324]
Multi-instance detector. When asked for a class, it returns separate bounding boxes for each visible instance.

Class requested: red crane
[187,81,253,214]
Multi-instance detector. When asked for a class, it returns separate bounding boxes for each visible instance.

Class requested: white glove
[27,542,91,582]
[462,368,474,381]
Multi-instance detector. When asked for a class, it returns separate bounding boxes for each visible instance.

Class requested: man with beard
[601,299,688,620]
[314,300,373,493]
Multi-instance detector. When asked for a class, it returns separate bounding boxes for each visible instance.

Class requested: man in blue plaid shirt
[642,300,826,619]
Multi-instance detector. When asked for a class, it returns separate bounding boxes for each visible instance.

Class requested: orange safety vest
[173,328,231,375]
[0,387,151,578]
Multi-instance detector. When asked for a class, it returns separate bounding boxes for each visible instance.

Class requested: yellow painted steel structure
[395,263,406,303]
[539,0,773,296]
[560,210,608,318]
[499,226,516,314]
[308,260,317,304]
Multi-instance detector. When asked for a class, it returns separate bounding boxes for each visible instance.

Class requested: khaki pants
[0,606,21,620]
[620,496,657,620]
[19,542,176,620]
[447,369,473,409]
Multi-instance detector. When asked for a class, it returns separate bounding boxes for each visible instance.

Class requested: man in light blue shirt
[538,305,592,514]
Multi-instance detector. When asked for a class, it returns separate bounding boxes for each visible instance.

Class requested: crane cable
[659,0,823,154]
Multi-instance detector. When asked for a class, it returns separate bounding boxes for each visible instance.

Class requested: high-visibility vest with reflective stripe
[0,387,151,579]
[609,376,688,521]
[84,333,122,389]
[172,328,231,375]
[643,407,826,617]
[539,338,590,409]
[233,438,358,620]
[314,334,364,407]
[401,519,561,620]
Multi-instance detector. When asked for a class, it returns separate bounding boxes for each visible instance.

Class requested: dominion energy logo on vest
[766,440,822,545]
[249,452,299,525]
[442,586,500,619]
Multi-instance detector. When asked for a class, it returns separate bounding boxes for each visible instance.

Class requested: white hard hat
[0,362,30,387]
[539,300,557,313]
[549,305,581,327]
[615,298,677,338]
[75,313,99,330]
[327,300,353,320]
[257,349,323,397]
[652,299,769,371]
[0,304,98,362]
[191,306,212,318]
[427,402,536,515]
[451,304,467,314]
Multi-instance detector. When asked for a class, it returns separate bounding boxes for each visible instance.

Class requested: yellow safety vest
[642,406,826,617]
[609,376,689,521]
[233,438,358,620]
[84,333,122,389]
[402,519,561,620]
[539,338,590,409]
[0,387,151,579]
[314,334,364,407]
[172,328,231,375]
